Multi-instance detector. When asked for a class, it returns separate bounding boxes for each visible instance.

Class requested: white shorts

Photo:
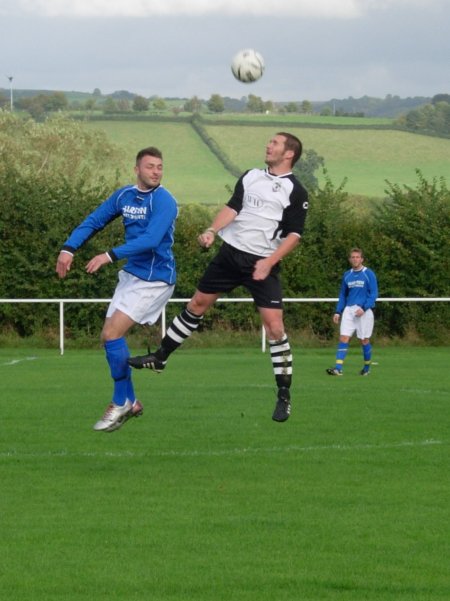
[106,270,175,325]
[340,305,374,339]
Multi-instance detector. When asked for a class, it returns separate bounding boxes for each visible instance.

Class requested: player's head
[348,248,365,269]
[135,147,164,190]
[276,132,303,166]
[135,147,163,165]
[349,247,364,259]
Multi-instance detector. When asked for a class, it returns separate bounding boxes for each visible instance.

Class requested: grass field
[82,118,450,203]
[83,120,234,205]
[1,346,449,601]
[200,113,395,126]
[205,124,450,198]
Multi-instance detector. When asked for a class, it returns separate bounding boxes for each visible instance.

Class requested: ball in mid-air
[231,49,265,83]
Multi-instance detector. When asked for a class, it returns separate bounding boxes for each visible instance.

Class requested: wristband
[205,227,216,235]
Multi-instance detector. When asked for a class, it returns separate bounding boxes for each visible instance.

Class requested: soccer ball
[231,49,265,83]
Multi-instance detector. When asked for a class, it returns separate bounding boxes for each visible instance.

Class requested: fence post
[59,300,64,356]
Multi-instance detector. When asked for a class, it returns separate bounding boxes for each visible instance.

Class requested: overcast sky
[0,0,448,101]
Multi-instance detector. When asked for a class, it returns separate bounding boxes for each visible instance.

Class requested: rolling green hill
[82,117,450,203]
[83,120,235,205]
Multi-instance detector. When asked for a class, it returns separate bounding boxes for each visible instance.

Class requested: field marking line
[400,387,449,395]
[1,356,37,366]
[0,439,446,460]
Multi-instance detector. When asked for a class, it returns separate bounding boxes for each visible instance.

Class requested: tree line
[0,113,449,344]
[3,88,448,130]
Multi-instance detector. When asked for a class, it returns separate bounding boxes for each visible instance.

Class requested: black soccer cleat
[359,369,370,376]
[127,352,166,372]
[326,367,343,376]
[272,387,291,422]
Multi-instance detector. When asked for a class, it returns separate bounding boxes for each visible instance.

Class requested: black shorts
[197,242,283,309]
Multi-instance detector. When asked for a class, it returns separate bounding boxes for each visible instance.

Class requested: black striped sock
[269,335,293,389]
[158,308,203,358]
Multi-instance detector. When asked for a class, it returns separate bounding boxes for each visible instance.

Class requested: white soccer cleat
[93,400,133,432]
[104,399,144,432]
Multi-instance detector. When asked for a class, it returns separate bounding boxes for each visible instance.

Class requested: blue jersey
[335,267,378,314]
[62,184,178,284]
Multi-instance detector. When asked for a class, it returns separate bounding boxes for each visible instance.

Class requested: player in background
[56,147,178,432]
[326,248,378,376]
[128,132,308,423]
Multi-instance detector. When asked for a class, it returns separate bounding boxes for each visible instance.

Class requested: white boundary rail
[1,297,449,355]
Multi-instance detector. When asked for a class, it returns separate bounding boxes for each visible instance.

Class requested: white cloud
[3,0,364,19]
[2,0,445,18]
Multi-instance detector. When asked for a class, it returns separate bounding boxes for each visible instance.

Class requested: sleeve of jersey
[335,276,348,314]
[110,194,178,260]
[281,184,308,236]
[226,173,246,213]
[363,270,379,310]
[62,193,120,253]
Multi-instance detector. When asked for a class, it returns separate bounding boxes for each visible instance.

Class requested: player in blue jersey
[326,248,378,376]
[55,147,178,431]
[128,132,308,423]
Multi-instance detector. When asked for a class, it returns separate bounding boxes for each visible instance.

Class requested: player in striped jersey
[129,132,309,422]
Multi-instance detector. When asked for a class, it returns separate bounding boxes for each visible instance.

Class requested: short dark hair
[277,132,303,166]
[135,146,163,164]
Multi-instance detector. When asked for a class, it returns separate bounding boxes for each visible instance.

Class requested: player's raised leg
[128,291,219,371]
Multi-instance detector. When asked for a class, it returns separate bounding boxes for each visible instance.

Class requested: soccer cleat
[272,387,291,422]
[359,369,370,376]
[326,368,343,376]
[127,351,166,372]
[105,399,144,432]
[93,400,133,432]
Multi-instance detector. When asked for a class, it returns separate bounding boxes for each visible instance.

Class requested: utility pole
[7,75,13,111]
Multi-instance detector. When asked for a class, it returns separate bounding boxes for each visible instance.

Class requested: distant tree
[43,92,68,112]
[293,148,325,192]
[111,90,136,100]
[152,97,167,112]
[301,100,313,114]
[207,94,225,113]
[116,99,131,112]
[320,106,333,116]
[93,88,102,97]
[102,97,118,114]
[132,95,149,112]
[397,100,450,135]
[84,98,96,111]
[263,100,274,113]
[183,96,202,113]
[17,92,68,120]
[432,94,450,105]
[285,102,298,113]
[246,94,264,113]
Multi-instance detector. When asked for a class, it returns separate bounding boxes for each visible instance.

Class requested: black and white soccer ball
[231,49,265,83]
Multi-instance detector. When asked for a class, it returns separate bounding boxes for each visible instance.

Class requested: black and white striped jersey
[219,168,308,257]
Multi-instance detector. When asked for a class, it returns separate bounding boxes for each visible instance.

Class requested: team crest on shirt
[272,181,282,192]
